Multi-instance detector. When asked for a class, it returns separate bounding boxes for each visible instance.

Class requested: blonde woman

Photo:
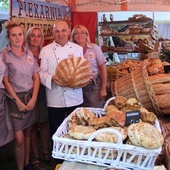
[70,25,107,108]
[1,22,40,170]
[25,27,50,169]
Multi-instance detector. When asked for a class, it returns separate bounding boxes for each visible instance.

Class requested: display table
[56,161,120,170]
[55,161,166,170]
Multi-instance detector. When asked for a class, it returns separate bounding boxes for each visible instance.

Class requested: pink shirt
[84,43,106,79]
[0,46,39,93]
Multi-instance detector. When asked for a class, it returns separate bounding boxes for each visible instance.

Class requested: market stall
[1,0,170,169]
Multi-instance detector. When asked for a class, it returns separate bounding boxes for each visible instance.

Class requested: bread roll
[162,61,170,66]
[149,58,162,65]
[156,94,170,109]
[95,127,127,143]
[149,74,170,84]
[107,110,126,127]
[68,113,80,128]
[140,110,157,123]
[76,108,96,126]
[114,96,127,109]
[161,108,170,115]
[89,116,108,129]
[68,125,96,140]
[127,122,164,149]
[54,57,92,88]
[152,83,170,94]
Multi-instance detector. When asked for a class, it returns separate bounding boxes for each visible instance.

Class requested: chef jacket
[39,41,84,108]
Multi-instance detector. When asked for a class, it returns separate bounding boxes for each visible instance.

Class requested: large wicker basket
[52,103,162,170]
[112,62,161,116]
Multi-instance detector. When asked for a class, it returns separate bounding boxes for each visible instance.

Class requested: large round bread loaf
[54,57,92,88]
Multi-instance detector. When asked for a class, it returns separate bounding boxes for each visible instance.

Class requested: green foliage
[0,0,9,10]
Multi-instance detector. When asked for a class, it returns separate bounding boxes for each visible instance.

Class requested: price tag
[125,110,140,126]
[164,65,170,73]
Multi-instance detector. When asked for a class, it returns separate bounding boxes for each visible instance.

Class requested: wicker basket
[107,64,118,81]
[116,70,129,80]
[52,98,162,170]
[156,118,170,169]
[113,62,161,116]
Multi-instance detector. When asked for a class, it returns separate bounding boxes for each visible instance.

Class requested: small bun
[114,96,127,109]
[150,58,162,65]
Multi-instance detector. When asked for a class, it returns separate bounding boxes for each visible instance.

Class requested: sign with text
[125,110,140,126]
[71,0,170,12]
[10,0,71,40]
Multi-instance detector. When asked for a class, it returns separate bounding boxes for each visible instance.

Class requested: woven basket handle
[87,128,123,145]
[103,96,116,110]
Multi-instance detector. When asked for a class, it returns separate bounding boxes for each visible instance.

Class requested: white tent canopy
[1,1,170,39]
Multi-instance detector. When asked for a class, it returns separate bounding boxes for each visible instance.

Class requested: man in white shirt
[39,20,84,149]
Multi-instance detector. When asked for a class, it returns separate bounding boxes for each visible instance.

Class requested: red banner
[72,12,97,43]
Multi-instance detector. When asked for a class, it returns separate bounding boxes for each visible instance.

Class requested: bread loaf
[156,94,170,109]
[161,108,170,115]
[89,116,108,129]
[152,83,170,95]
[76,108,96,126]
[149,74,170,84]
[107,110,126,127]
[68,125,96,140]
[95,127,127,143]
[127,122,164,149]
[54,57,92,88]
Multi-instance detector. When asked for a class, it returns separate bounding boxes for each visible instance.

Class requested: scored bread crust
[54,57,92,88]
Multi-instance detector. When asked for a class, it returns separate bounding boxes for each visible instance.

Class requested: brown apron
[7,89,33,119]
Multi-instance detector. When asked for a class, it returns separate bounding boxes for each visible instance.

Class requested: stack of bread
[116,59,141,79]
[62,96,163,151]
[112,58,170,115]
[145,58,170,115]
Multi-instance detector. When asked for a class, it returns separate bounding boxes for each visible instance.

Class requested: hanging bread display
[53,57,92,88]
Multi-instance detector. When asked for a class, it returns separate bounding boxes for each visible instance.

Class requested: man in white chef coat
[39,21,84,162]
